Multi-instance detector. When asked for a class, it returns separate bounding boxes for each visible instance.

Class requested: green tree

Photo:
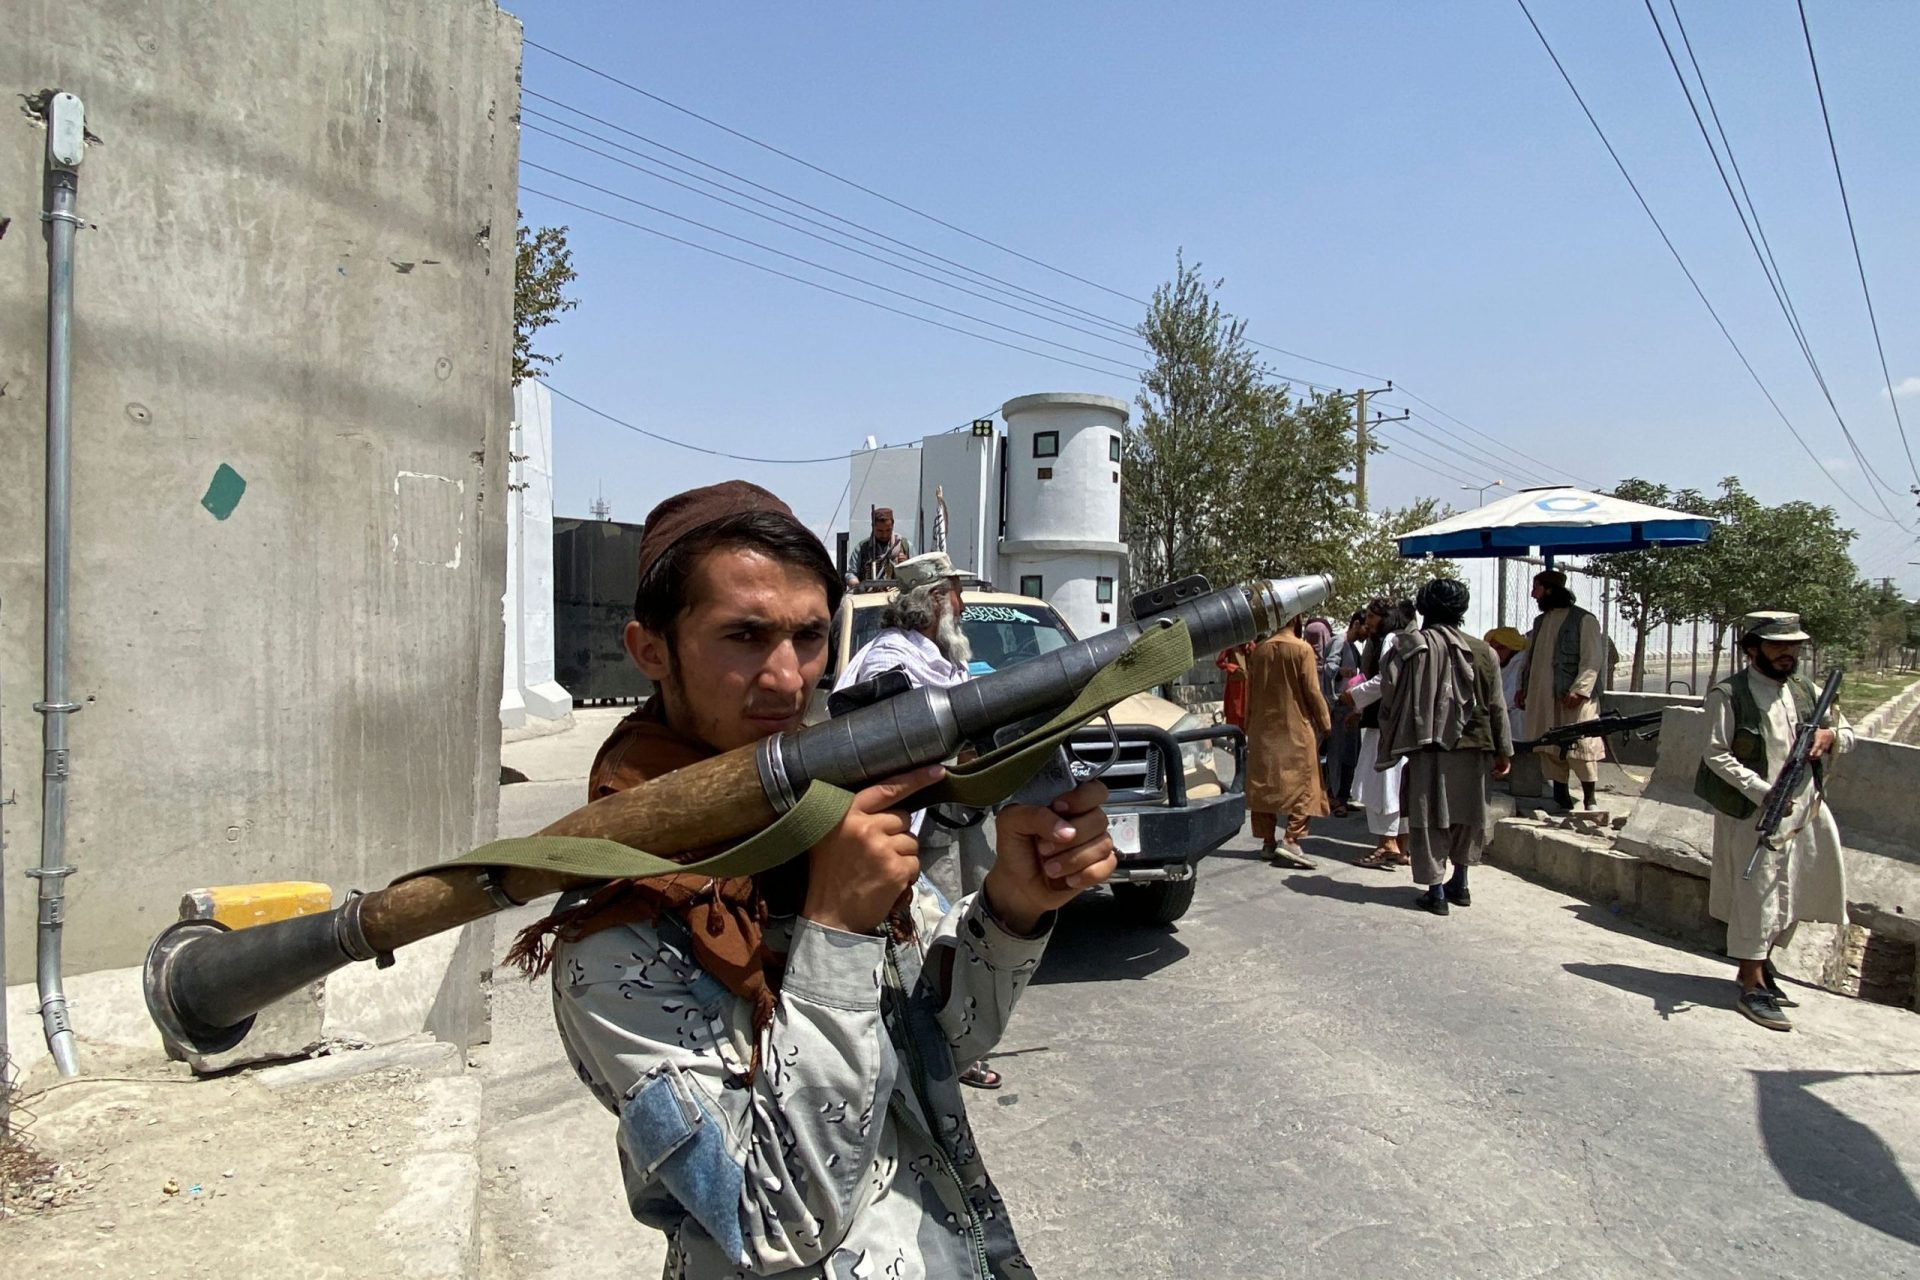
[1336,499,1459,620]
[1124,253,1271,587]
[1124,255,1390,612]
[1213,384,1364,586]
[1685,478,1865,682]
[514,223,580,383]
[1603,478,1712,690]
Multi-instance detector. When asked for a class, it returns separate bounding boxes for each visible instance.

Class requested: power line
[544,380,993,468]
[1644,0,1904,504]
[1796,0,1919,487]
[1372,421,1485,487]
[1512,0,1908,530]
[523,42,1594,483]
[520,108,1352,391]
[1387,386,1594,486]
[525,38,1147,307]
[1375,433,1484,490]
[520,185,1138,381]
[522,163,1143,375]
[542,382,852,463]
[1664,2,1821,408]
[523,92,1144,340]
[524,50,1391,393]
[1374,404,1563,487]
[521,117,1149,356]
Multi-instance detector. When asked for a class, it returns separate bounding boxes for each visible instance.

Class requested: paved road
[477,717,1920,1278]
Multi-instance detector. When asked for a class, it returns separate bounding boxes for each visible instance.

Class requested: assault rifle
[143,573,1331,1059]
[1743,667,1844,880]
[1512,708,1664,758]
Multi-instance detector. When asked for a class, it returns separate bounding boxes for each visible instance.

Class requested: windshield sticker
[961,605,1044,624]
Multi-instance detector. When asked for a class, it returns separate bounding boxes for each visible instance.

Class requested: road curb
[1857,674,1920,741]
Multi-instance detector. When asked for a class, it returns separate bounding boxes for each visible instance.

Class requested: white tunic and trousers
[1346,673,1406,837]
[1701,671,1853,962]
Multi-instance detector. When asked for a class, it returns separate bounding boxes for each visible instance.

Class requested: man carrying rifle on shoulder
[1694,611,1852,1033]
[517,481,1114,1277]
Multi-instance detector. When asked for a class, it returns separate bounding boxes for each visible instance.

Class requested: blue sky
[508,1,1920,594]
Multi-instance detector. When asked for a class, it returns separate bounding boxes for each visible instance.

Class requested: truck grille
[1068,732,1166,805]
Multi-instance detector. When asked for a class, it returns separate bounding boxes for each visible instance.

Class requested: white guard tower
[997,392,1130,636]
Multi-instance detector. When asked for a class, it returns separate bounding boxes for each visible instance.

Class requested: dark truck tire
[1112,876,1197,926]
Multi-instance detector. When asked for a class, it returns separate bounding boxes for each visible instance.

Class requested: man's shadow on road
[1561,961,1729,1021]
[1278,872,1425,910]
[1752,1069,1920,1250]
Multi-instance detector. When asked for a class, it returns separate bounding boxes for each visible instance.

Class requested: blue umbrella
[1397,486,1713,564]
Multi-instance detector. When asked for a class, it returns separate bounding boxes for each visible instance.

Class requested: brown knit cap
[636,480,799,580]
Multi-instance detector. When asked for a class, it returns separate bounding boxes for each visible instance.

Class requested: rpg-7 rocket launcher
[143,574,1332,1059]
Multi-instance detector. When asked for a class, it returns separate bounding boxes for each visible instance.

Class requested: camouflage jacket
[552,877,1046,1279]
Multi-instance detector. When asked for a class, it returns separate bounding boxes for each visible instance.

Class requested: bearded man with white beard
[831,553,1004,1089]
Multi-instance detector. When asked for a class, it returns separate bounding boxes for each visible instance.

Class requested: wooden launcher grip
[358,746,773,952]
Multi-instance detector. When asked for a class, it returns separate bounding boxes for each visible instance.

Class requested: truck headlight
[1170,711,1215,779]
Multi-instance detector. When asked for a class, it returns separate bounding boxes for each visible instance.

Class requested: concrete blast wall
[0,0,521,1006]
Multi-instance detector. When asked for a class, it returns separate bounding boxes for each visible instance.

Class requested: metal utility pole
[35,91,86,1077]
[1354,383,1394,511]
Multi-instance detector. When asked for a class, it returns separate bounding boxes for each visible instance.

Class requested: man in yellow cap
[1694,610,1852,1032]
[1484,626,1530,728]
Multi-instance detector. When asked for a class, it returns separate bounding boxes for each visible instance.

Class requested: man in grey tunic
[1695,610,1851,1032]
[1378,578,1513,916]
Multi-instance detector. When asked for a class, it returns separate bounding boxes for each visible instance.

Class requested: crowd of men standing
[1218,568,1852,1029]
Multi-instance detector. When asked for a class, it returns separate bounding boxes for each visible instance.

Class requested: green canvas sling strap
[405,618,1197,888]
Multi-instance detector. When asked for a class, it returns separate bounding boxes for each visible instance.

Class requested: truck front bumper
[1106,790,1246,881]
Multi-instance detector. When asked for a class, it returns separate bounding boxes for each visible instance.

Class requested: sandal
[1332,803,1350,818]
[1355,846,1394,869]
[959,1062,1003,1090]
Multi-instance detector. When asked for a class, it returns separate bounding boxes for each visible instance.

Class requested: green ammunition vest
[1693,669,1824,820]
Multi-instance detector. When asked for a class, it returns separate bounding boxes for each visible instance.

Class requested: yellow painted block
[179,882,333,929]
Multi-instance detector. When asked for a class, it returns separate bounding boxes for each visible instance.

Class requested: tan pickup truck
[811,581,1245,924]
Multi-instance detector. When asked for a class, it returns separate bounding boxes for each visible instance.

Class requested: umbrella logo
[1535,497,1599,513]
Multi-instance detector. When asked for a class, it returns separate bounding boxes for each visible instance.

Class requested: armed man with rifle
[1695,611,1852,1033]
[1515,569,1607,811]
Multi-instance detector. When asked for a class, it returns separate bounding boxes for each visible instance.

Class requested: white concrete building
[844,391,1130,637]
[501,380,574,730]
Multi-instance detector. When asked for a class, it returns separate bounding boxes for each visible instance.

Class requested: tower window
[1033,431,1059,458]
[1037,467,1053,480]
[1019,574,1044,597]
[1108,435,1121,462]
[1096,576,1114,603]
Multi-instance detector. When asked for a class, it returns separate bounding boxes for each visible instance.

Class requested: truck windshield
[847,601,1078,674]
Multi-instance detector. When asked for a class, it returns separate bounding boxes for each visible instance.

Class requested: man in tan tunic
[1697,611,1851,1032]
[1244,616,1333,869]
[1516,569,1605,809]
